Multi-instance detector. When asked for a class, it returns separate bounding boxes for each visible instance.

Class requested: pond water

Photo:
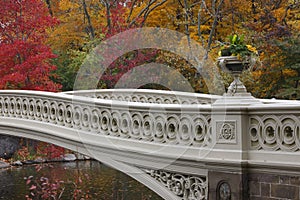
[0,161,163,200]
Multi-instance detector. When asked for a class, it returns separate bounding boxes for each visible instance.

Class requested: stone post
[207,84,262,199]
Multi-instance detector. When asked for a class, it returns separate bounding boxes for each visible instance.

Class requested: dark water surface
[0,161,163,200]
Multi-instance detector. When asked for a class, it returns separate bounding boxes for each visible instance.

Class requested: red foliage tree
[37,142,66,160]
[0,0,61,91]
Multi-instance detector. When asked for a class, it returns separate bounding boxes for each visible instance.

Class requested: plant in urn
[217,34,259,95]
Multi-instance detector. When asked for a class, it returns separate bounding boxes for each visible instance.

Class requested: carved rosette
[145,169,207,200]
[217,121,237,144]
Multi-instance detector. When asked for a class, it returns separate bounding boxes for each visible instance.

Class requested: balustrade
[1,89,300,200]
[65,89,219,105]
[0,90,213,147]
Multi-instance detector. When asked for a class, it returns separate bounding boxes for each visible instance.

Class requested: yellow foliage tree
[44,0,300,95]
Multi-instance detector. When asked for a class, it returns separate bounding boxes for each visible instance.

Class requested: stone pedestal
[208,62,261,199]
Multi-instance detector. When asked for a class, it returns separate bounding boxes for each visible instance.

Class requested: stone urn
[217,56,249,95]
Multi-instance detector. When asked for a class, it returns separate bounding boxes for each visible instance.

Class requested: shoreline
[0,153,91,169]
[0,160,10,169]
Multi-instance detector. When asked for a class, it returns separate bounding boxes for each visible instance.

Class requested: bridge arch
[0,119,180,200]
[0,89,214,200]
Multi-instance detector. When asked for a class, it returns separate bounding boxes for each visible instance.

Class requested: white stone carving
[249,115,300,151]
[0,94,212,147]
[65,89,219,105]
[145,169,207,200]
[217,121,236,144]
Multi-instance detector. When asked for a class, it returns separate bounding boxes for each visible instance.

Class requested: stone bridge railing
[248,103,300,165]
[1,89,300,199]
[64,89,220,105]
[0,90,214,147]
[0,90,214,200]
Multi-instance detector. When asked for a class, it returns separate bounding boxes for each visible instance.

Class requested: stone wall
[249,172,300,200]
[208,170,248,200]
[207,169,300,200]
[0,135,20,159]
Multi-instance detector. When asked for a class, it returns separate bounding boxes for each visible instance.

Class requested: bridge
[1,88,300,199]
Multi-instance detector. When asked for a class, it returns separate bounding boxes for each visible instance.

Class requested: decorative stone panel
[144,169,208,200]
[249,115,300,151]
[0,94,212,147]
[216,121,237,144]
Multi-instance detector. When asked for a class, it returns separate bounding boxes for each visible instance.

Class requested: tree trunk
[82,0,95,39]
[45,0,53,16]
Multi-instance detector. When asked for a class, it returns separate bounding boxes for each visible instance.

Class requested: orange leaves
[59,0,80,11]
[283,68,297,77]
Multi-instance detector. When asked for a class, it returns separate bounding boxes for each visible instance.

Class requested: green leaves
[219,34,256,58]
[275,35,300,99]
[229,34,245,45]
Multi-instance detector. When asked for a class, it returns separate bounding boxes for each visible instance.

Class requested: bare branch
[201,0,213,17]
[126,0,138,23]
[206,0,224,57]
[45,0,53,16]
[176,0,184,8]
[183,0,191,42]
[142,0,168,26]
[197,2,204,46]
[282,1,300,26]
[128,0,157,27]
[99,0,112,34]
[190,1,202,8]
[82,0,95,39]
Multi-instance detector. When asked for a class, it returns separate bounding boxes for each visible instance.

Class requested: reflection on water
[0,161,163,200]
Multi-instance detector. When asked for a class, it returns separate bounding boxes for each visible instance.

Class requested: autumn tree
[126,0,229,93]
[0,0,61,91]
[44,0,300,95]
[244,0,299,98]
[48,0,161,91]
[274,35,300,99]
